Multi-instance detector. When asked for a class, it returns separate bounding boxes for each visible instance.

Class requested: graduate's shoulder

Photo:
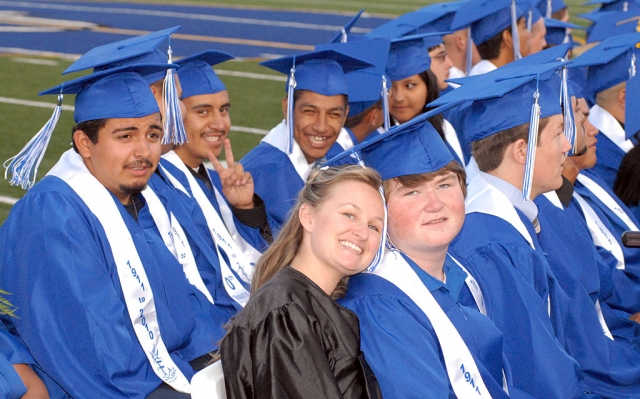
[239,142,288,170]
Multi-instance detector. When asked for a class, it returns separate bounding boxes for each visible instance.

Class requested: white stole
[577,173,639,231]
[141,187,214,304]
[47,150,191,392]
[443,119,466,167]
[372,249,494,397]
[573,192,625,270]
[261,119,354,181]
[542,192,614,340]
[160,151,252,307]
[449,255,487,316]
[589,105,634,154]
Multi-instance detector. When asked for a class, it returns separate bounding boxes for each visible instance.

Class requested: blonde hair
[251,165,383,296]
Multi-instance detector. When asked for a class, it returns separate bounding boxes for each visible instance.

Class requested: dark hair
[472,117,551,172]
[71,119,108,153]
[293,89,348,109]
[614,144,640,207]
[420,70,445,139]
[344,100,382,129]
[476,28,506,60]
[383,160,467,199]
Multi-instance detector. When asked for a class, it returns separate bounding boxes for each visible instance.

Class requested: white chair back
[191,359,227,399]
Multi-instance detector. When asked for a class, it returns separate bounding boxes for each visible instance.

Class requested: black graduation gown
[220,266,381,399]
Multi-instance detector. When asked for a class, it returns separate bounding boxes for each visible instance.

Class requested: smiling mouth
[309,136,327,143]
[203,135,222,143]
[425,218,447,225]
[340,240,363,254]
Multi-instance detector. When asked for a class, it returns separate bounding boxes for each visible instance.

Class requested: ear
[298,203,315,233]
[502,29,513,49]
[281,96,289,119]
[457,32,466,51]
[343,104,350,125]
[73,130,93,160]
[618,87,626,110]
[366,107,383,129]
[510,138,528,166]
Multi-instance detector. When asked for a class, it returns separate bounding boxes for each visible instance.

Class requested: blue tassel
[162,46,187,145]
[4,93,63,189]
[546,0,552,18]
[286,57,297,154]
[523,86,540,201]
[381,75,391,132]
[527,10,533,33]
[560,65,577,155]
[511,0,522,61]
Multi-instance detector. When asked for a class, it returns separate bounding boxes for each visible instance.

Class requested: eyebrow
[299,102,345,112]
[112,126,138,134]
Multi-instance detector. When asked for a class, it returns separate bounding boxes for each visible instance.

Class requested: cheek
[387,200,415,236]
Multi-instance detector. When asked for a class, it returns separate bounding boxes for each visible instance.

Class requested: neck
[350,124,377,143]
[490,47,515,69]
[290,243,341,295]
[401,246,448,282]
[173,146,204,169]
[599,102,625,125]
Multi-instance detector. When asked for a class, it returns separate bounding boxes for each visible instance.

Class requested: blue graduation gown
[147,172,245,340]
[241,142,346,232]
[339,256,510,399]
[159,159,268,253]
[0,324,28,399]
[536,195,640,398]
[574,169,640,313]
[0,176,218,398]
[589,131,627,190]
[450,212,590,398]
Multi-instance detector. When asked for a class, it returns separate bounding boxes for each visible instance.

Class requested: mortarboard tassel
[340,28,348,43]
[546,0,552,18]
[560,65,577,154]
[286,57,297,154]
[629,53,636,79]
[466,28,473,75]
[624,1,629,12]
[523,81,541,201]
[511,0,522,61]
[162,45,187,145]
[381,75,391,132]
[4,92,63,189]
[527,10,533,33]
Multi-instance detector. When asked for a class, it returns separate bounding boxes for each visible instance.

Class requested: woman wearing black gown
[220,165,385,399]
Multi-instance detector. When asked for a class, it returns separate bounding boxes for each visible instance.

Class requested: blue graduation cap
[536,0,567,17]
[452,0,528,61]
[433,59,569,199]
[367,2,462,39]
[583,0,640,12]
[585,10,640,42]
[5,64,172,189]
[385,33,446,82]
[62,26,188,145]
[64,26,181,77]
[625,72,640,139]
[570,32,640,98]
[176,50,235,99]
[315,38,392,128]
[545,18,584,46]
[330,10,364,43]
[260,49,372,154]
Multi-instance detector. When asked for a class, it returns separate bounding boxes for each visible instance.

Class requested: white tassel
[367,184,388,273]
[4,93,63,189]
[523,87,540,201]
[466,28,473,75]
[511,0,522,61]
[527,10,533,33]
[340,28,348,43]
[381,75,391,132]
[162,46,187,145]
[560,65,577,154]
[286,60,297,154]
[546,0,552,18]
[630,53,636,79]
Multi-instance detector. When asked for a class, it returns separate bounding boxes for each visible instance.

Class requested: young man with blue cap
[434,64,595,397]
[1,65,222,398]
[239,49,371,231]
[452,0,532,75]
[315,37,391,144]
[328,117,513,398]
[570,33,640,189]
[532,90,640,398]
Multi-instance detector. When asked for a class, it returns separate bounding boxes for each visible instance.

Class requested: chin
[120,181,149,197]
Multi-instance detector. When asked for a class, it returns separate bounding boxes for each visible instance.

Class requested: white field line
[0,1,374,33]
[0,195,18,205]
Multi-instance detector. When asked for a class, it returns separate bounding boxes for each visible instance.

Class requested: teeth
[310,136,327,143]
[339,240,363,254]
[203,136,220,142]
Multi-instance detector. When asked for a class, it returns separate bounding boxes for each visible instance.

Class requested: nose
[585,119,599,138]
[561,133,572,153]
[353,222,370,241]
[135,135,152,159]
[422,190,445,213]
[312,113,329,134]
[444,54,454,69]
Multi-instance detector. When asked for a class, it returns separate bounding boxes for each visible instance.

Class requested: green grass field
[0,0,595,223]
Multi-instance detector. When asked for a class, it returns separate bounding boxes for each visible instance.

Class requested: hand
[561,157,580,184]
[208,139,255,210]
